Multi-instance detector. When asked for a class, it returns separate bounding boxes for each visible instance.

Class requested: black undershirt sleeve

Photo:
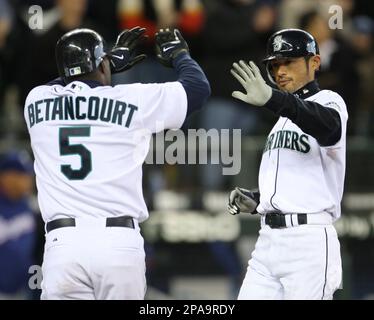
[263,89,342,146]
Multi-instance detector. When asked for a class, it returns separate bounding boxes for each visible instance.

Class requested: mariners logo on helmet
[273,35,282,52]
[263,28,320,84]
[272,35,293,53]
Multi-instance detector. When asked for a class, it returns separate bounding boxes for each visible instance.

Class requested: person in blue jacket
[0,150,36,299]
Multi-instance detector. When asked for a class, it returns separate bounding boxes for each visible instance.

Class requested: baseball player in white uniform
[228,29,347,299]
[24,27,210,299]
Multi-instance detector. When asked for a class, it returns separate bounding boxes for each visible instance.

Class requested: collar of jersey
[293,80,320,99]
[75,80,103,88]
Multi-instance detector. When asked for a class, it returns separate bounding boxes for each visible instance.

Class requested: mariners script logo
[273,35,293,52]
[273,35,283,52]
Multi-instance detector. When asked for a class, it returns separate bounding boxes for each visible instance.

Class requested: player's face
[270,56,320,93]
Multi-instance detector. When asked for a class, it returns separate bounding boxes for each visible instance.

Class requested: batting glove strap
[228,187,260,215]
[155,28,189,68]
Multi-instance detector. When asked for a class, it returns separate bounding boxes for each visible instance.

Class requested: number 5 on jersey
[59,126,92,180]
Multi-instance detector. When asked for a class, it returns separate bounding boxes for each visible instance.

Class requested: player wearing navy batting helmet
[228,29,347,300]
[24,27,210,300]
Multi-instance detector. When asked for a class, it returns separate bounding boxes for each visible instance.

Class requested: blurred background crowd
[0,0,373,300]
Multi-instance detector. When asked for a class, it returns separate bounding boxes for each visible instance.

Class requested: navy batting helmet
[262,28,319,83]
[56,28,107,83]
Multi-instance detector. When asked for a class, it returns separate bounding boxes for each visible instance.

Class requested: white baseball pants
[41,219,146,300]
[238,224,342,300]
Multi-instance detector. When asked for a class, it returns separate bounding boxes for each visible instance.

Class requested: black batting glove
[155,28,189,67]
[108,26,147,74]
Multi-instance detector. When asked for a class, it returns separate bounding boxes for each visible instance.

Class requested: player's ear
[311,55,321,72]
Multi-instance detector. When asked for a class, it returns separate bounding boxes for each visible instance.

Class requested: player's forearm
[173,52,211,116]
[263,89,342,146]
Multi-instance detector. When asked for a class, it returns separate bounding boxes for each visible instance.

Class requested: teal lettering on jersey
[125,104,138,128]
[64,96,75,120]
[44,98,54,121]
[26,96,138,128]
[263,133,274,153]
[111,101,127,125]
[35,100,44,124]
[75,96,87,119]
[299,134,311,153]
[291,131,300,152]
[100,98,113,122]
[276,130,285,149]
[28,103,35,128]
[263,130,311,154]
[88,96,100,120]
[284,130,292,149]
[51,97,63,120]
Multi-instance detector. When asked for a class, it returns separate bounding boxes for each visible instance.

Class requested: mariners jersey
[257,82,348,220]
[24,81,187,223]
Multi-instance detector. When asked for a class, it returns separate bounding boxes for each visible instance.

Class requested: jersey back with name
[257,90,348,220]
[24,81,187,223]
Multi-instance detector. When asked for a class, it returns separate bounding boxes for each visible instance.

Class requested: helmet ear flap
[265,62,277,85]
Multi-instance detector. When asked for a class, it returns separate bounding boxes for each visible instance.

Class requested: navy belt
[265,212,307,229]
[46,216,135,233]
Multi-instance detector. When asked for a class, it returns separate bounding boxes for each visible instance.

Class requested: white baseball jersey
[257,89,348,220]
[24,81,187,223]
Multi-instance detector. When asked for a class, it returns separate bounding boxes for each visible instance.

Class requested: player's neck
[293,80,320,99]
[67,79,104,88]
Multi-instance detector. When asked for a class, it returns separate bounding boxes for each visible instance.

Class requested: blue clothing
[0,151,34,174]
[173,52,211,117]
[0,193,36,294]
